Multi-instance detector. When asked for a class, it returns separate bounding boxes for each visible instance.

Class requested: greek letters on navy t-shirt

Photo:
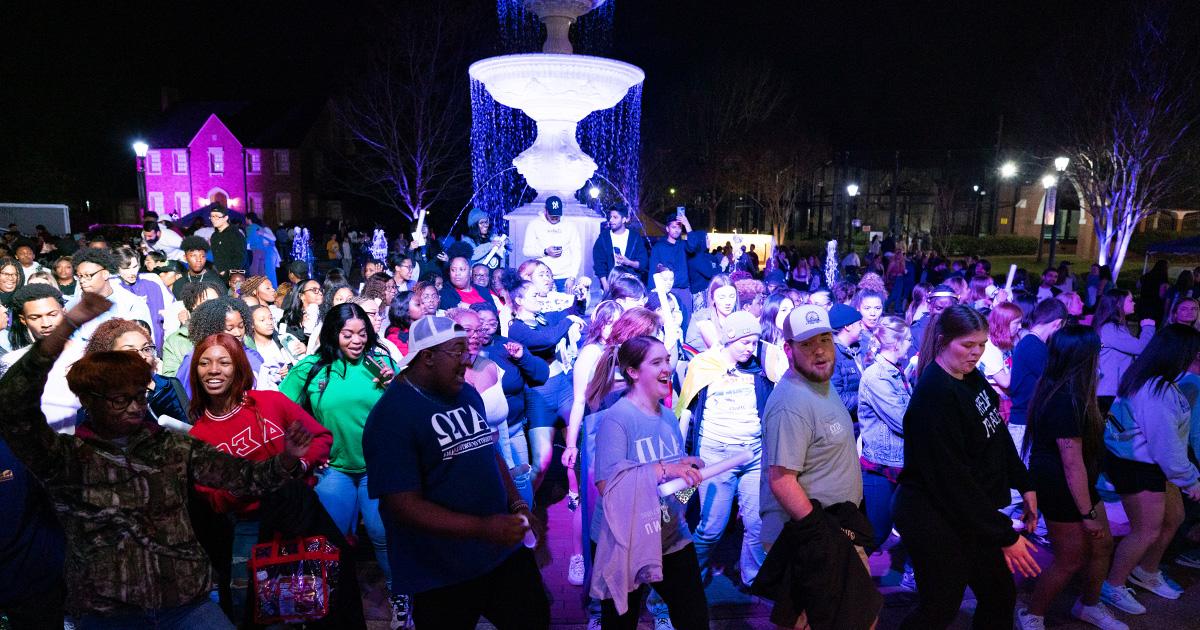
[363,379,514,594]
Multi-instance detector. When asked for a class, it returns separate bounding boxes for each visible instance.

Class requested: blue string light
[477,1,640,228]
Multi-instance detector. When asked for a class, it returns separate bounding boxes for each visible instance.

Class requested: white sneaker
[1175,548,1200,569]
[1099,582,1146,615]
[1014,606,1045,630]
[653,619,675,630]
[1128,566,1182,600]
[587,616,602,630]
[1071,599,1128,630]
[567,553,586,586]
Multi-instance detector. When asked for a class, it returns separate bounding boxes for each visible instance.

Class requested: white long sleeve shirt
[522,215,582,280]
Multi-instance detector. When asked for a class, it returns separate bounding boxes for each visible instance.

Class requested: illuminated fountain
[469,0,644,276]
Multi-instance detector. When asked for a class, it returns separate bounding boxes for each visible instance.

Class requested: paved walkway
[358,498,1200,628]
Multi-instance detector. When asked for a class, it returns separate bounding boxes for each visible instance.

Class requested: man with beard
[363,316,549,628]
[757,304,878,629]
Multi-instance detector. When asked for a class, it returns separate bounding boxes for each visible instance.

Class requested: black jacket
[592,225,649,282]
[752,500,880,630]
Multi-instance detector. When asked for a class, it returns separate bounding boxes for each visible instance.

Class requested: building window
[174,192,190,215]
[276,193,292,218]
[249,193,263,212]
[147,151,161,174]
[174,151,188,174]
[274,150,291,174]
[209,148,224,174]
[246,150,261,174]
[149,192,164,215]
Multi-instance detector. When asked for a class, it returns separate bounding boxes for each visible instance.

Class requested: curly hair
[179,281,224,312]
[188,296,254,344]
[181,235,210,253]
[71,247,117,272]
[84,318,148,355]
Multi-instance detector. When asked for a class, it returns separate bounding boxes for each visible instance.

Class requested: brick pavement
[360,499,1200,629]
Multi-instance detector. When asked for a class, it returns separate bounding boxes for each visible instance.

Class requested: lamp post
[846,183,860,249]
[999,161,1018,234]
[1046,156,1069,267]
[132,141,149,219]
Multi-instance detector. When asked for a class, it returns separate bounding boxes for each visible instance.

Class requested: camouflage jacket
[0,341,300,616]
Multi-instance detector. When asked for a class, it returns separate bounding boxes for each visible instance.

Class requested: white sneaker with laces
[1128,566,1182,600]
[567,553,586,586]
[1099,582,1146,615]
[1071,599,1128,630]
[654,618,675,630]
[389,593,414,630]
[1014,606,1045,630]
[587,616,602,630]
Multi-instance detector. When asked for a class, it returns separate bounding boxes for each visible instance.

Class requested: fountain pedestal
[506,201,602,280]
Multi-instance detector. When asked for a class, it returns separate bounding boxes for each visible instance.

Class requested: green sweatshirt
[280,353,395,473]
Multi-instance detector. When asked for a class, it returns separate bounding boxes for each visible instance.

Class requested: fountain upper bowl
[469,54,644,122]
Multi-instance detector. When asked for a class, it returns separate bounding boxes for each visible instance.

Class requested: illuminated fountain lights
[470,0,644,272]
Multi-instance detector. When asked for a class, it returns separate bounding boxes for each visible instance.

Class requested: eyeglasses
[459,326,483,337]
[119,344,156,357]
[89,389,151,411]
[0,271,17,279]
[302,287,321,294]
[76,270,104,281]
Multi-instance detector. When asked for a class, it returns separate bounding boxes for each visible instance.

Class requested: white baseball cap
[782,305,834,342]
[396,316,467,371]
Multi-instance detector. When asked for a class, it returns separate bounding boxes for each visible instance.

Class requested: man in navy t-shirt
[0,437,67,627]
[364,316,549,629]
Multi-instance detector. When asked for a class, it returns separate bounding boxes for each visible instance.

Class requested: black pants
[411,548,549,630]
[1,578,66,630]
[894,486,1016,630]
[597,543,709,630]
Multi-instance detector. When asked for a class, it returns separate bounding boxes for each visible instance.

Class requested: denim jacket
[857,357,910,467]
[831,342,863,419]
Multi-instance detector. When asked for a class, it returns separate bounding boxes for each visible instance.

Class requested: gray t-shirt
[590,396,691,554]
[760,368,863,546]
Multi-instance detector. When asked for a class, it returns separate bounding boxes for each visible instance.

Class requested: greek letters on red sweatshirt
[189,390,332,513]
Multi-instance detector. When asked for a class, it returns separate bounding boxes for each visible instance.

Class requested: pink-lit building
[141,100,340,225]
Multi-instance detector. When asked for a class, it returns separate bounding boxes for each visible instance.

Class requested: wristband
[509,500,530,514]
[1080,507,1097,520]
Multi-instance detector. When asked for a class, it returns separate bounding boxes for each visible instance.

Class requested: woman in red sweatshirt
[187,332,331,621]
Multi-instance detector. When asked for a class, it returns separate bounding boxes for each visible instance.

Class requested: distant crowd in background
[2,201,1200,630]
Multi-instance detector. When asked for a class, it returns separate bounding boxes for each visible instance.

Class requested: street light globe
[846,184,860,197]
[1054,156,1070,172]
[1042,174,1058,189]
[669,187,676,195]
[132,141,149,158]
[588,186,600,199]
[973,185,980,192]
[999,162,1018,178]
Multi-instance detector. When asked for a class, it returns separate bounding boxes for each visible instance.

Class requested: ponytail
[586,344,622,411]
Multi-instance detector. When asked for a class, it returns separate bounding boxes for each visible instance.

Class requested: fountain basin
[469,54,644,122]
[470,53,644,201]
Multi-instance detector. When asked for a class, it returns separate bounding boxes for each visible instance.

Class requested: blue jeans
[75,599,232,630]
[691,438,765,586]
[229,518,259,622]
[862,468,898,550]
[503,421,535,507]
[315,468,391,590]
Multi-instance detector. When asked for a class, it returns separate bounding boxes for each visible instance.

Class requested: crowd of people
[1,200,1200,630]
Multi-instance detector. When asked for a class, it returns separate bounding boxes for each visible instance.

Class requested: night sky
[0,0,1174,214]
